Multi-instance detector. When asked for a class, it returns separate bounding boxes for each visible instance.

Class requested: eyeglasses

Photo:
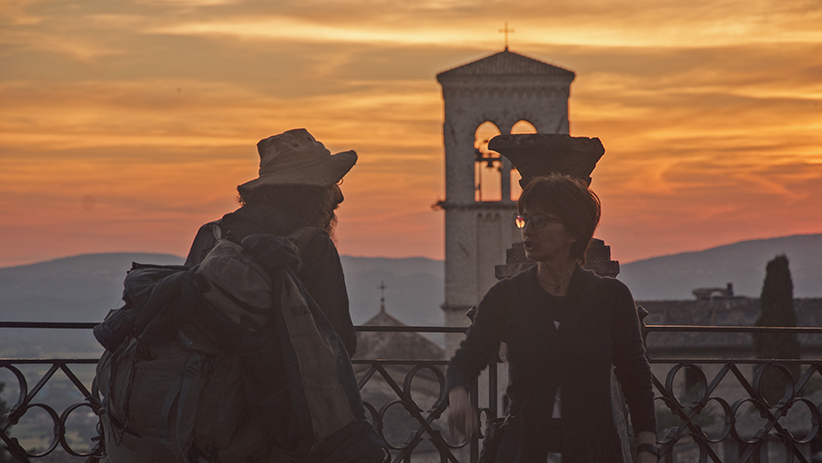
[515,214,563,229]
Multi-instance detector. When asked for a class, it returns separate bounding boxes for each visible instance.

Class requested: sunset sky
[2,0,821,268]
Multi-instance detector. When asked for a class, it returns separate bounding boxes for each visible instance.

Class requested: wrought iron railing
[0,323,477,463]
[643,325,822,463]
[1,322,100,462]
[2,322,822,462]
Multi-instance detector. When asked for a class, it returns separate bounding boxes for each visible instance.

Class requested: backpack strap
[158,353,207,452]
[185,220,223,267]
[206,223,319,258]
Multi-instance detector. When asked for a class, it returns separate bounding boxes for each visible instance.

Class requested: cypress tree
[752,255,801,403]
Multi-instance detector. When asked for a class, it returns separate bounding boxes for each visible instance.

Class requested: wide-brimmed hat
[239,128,357,190]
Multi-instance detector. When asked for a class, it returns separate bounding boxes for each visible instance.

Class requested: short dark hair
[517,174,601,265]
[237,184,339,235]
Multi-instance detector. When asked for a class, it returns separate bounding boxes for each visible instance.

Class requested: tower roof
[437,49,575,81]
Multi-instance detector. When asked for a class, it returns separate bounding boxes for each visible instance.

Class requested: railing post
[470,377,479,463]
[488,352,498,420]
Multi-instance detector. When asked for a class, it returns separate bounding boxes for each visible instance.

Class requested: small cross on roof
[499,21,514,50]
[378,281,387,314]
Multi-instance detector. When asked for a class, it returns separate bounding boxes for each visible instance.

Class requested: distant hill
[1,233,819,327]
[619,234,822,300]
[0,252,445,355]
[0,252,443,326]
[0,253,185,322]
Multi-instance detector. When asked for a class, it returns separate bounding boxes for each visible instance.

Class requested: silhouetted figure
[94,129,386,463]
[186,128,358,355]
[182,129,385,462]
[447,175,658,463]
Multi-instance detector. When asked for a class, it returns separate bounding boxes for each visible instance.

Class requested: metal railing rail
[3,322,822,462]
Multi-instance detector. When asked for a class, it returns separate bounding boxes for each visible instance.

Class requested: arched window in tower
[474,121,502,202]
[509,120,538,200]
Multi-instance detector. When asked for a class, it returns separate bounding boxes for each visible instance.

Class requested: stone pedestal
[495,238,619,279]
[488,133,605,187]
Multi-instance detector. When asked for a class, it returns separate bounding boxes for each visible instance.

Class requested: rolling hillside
[618,234,822,300]
[0,233,819,330]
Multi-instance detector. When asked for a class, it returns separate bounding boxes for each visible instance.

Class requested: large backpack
[92,227,386,463]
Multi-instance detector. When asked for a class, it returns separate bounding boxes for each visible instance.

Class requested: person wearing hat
[176,128,389,462]
[184,128,358,355]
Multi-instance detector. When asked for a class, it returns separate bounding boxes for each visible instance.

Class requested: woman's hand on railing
[447,386,477,442]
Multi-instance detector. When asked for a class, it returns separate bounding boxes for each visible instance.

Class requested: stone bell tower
[436,49,576,356]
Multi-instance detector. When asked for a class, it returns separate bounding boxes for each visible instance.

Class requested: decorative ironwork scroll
[0,359,103,462]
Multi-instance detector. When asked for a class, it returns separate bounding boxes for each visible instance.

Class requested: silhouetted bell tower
[436,49,575,356]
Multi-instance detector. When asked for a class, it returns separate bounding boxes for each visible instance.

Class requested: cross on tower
[378,281,387,314]
[498,21,514,51]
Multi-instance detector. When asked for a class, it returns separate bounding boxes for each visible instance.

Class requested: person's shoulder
[597,273,630,291]
[194,219,221,235]
[298,227,333,253]
[184,219,224,266]
[574,267,633,299]
[294,226,329,246]
[486,265,536,296]
[575,266,626,288]
[295,227,337,264]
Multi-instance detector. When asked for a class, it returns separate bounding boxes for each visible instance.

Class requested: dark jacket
[447,266,656,463]
[185,203,357,356]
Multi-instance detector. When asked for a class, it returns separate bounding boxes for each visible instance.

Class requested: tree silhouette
[752,255,801,404]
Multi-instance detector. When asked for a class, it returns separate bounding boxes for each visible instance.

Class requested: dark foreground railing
[643,325,822,463]
[2,322,822,462]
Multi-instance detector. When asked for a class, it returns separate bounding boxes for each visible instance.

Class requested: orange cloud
[2,0,822,269]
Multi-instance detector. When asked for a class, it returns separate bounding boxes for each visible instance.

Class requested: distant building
[639,285,822,359]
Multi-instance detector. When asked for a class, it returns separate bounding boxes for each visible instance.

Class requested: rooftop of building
[436,48,575,81]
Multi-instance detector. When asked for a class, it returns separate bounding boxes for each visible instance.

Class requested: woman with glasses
[446,174,658,463]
